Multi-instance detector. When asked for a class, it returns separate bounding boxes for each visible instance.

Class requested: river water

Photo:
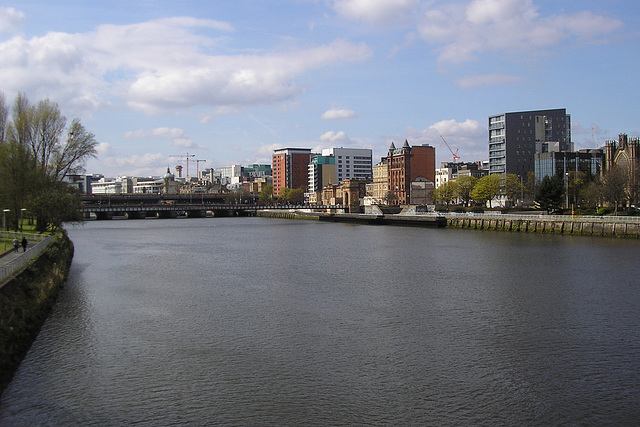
[1,217,639,425]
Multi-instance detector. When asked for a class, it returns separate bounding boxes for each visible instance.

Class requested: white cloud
[256,143,285,157]
[93,152,169,177]
[95,142,113,156]
[0,16,371,116]
[333,0,419,26]
[0,7,24,33]
[455,73,522,88]
[321,108,356,119]
[401,119,486,163]
[319,130,351,144]
[152,127,187,139]
[418,0,623,65]
[173,138,196,148]
[124,129,148,139]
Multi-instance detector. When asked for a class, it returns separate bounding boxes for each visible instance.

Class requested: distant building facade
[534,149,604,183]
[371,161,389,203]
[435,162,487,188]
[272,148,312,198]
[321,147,373,183]
[489,108,572,180]
[605,133,640,205]
[382,140,436,205]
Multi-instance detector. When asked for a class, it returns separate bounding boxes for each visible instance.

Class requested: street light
[20,208,26,237]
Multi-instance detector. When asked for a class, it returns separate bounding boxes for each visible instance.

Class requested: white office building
[320,147,373,183]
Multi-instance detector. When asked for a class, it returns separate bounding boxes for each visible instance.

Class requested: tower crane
[439,135,460,162]
[170,153,196,177]
[195,159,207,178]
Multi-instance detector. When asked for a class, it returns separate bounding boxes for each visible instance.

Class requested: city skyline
[0,1,637,177]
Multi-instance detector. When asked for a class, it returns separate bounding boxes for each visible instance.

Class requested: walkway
[0,233,52,288]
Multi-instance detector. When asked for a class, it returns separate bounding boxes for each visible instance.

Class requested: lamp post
[2,209,9,251]
[20,208,26,237]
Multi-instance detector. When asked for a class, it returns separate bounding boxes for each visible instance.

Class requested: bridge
[80,194,343,220]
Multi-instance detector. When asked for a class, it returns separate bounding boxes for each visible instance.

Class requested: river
[1,217,640,425]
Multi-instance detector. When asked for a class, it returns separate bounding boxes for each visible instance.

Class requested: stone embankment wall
[0,233,74,392]
[447,216,640,238]
[257,210,321,220]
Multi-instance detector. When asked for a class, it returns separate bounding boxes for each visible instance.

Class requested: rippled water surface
[1,217,640,425]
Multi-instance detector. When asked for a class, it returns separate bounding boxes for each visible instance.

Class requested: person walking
[21,237,27,252]
[12,238,19,253]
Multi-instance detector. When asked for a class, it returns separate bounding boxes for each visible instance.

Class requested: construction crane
[195,159,207,178]
[170,153,196,177]
[439,135,460,162]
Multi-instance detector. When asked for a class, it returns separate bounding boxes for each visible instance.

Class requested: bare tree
[0,92,8,142]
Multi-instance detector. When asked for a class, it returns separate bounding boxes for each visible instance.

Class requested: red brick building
[383,140,436,205]
[272,148,311,198]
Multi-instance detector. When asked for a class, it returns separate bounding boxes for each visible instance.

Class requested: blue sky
[0,0,637,178]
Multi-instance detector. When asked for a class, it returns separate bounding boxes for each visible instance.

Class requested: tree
[456,175,477,207]
[567,170,588,209]
[0,92,99,232]
[383,190,397,205]
[504,173,524,207]
[471,174,502,208]
[279,187,304,204]
[524,171,537,201]
[433,181,457,206]
[0,92,8,142]
[535,175,564,214]
[601,165,628,214]
[259,184,273,204]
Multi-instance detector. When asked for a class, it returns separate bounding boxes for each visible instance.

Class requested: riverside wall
[0,233,74,393]
[258,209,640,238]
[446,215,640,238]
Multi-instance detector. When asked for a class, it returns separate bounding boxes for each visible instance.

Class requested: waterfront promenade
[0,233,52,287]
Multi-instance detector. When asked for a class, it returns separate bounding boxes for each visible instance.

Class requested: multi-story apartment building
[272,148,312,198]
[321,147,373,183]
[382,140,436,205]
[489,108,572,180]
[308,155,336,195]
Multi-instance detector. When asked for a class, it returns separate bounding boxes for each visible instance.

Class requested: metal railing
[0,234,53,286]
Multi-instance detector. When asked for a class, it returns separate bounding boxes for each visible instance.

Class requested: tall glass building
[489,109,572,181]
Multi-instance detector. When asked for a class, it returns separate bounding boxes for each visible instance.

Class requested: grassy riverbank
[0,232,74,394]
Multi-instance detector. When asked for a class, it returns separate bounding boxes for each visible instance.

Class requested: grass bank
[0,232,74,394]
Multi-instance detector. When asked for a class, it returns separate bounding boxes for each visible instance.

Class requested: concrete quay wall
[447,216,640,238]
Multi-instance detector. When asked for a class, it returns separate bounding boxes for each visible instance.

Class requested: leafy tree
[471,174,502,208]
[259,184,273,203]
[455,175,477,207]
[503,173,524,207]
[279,187,304,204]
[27,176,83,232]
[535,175,564,214]
[433,181,457,206]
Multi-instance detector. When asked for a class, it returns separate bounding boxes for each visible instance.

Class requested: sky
[0,0,638,178]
